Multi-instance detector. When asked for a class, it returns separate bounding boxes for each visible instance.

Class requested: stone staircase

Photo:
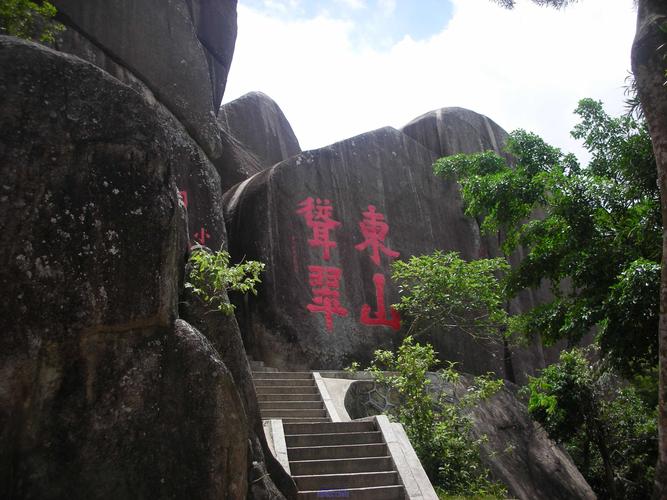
[284,420,406,499]
[250,360,410,499]
[252,361,330,423]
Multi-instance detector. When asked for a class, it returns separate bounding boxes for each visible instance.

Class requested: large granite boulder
[401,107,557,376]
[52,0,237,159]
[401,106,511,160]
[344,374,596,500]
[215,92,302,192]
[0,37,277,500]
[215,129,266,194]
[219,91,301,169]
[223,124,549,380]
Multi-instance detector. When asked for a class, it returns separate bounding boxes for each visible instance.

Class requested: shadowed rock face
[0,37,257,500]
[216,92,302,192]
[219,91,302,169]
[52,0,238,159]
[223,124,549,379]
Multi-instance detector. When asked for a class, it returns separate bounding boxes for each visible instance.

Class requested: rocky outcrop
[0,36,282,500]
[52,0,237,160]
[215,92,302,192]
[344,374,596,500]
[401,106,511,160]
[222,123,550,381]
[219,91,301,169]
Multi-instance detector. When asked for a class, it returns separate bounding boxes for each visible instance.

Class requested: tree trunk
[631,2,667,498]
[594,423,618,499]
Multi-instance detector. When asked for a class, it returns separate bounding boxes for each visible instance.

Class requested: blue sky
[224,0,637,161]
[241,0,454,49]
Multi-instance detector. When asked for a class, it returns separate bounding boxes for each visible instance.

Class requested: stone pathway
[251,360,409,499]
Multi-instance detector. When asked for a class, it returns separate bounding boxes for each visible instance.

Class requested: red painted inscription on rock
[296,197,341,261]
[360,273,401,331]
[306,265,349,332]
[355,205,399,266]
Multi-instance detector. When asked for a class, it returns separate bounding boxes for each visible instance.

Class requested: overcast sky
[222,0,637,161]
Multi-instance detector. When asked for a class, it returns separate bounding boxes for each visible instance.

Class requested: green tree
[391,251,509,342]
[185,248,265,316]
[434,99,660,379]
[0,0,63,43]
[488,2,667,495]
[524,347,657,499]
[364,336,507,498]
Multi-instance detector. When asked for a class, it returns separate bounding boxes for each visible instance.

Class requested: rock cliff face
[215,92,302,192]
[223,120,550,381]
[52,0,237,160]
[401,106,511,159]
[219,91,302,169]
[0,37,252,499]
[0,1,290,496]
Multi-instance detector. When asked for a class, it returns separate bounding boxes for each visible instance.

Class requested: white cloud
[377,0,396,17]
[223,0,637,162]
[336,0,366,10]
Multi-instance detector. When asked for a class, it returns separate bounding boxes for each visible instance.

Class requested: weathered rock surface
[223,123,550,380]
[344,374,597,500]
[0,37,275,499]
[401,106,511,160]
[180,286,295,499]
[219,91,301,169]
[53,0,237,159]
[215,129,267,194]
[402,107,559,374]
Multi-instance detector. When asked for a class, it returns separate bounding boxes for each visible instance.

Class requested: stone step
[286,431,383,448]
[289,456,394,476]
[261,408,329,419]
[258,393,322,402]
[252,371,314,379]
[288,443,388,461]
[294,470,399,491]
[279,417,331,423]
[256,385,320,395]
[296,485,405,500]
[260,401,324,410]
[249,360,265,368]
[284,421,376,435]
[254,378,316,387]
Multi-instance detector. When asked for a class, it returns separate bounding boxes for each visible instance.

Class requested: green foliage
[185,248,265,316]
[391,251,509,341]
[434,99,660,377]
[366,336,507,498]
[0,0,63,43]
[524,348,657,499]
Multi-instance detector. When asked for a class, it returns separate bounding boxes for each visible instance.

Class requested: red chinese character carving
[296,197,341,261]
[355,205,400,266]
[306,265,348,331]
[193,227,210,245]
[360,273,401,331]
[179,190,188,208]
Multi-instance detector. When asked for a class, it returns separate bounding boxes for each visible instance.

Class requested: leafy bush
[364,336,507,498]
[391,251,509,342]
[0,0,64,43]
[524,347,657,499]
[185,248,264,316]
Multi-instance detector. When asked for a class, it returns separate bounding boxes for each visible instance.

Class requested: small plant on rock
[365,336,507,498]
[185,248,265,316]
